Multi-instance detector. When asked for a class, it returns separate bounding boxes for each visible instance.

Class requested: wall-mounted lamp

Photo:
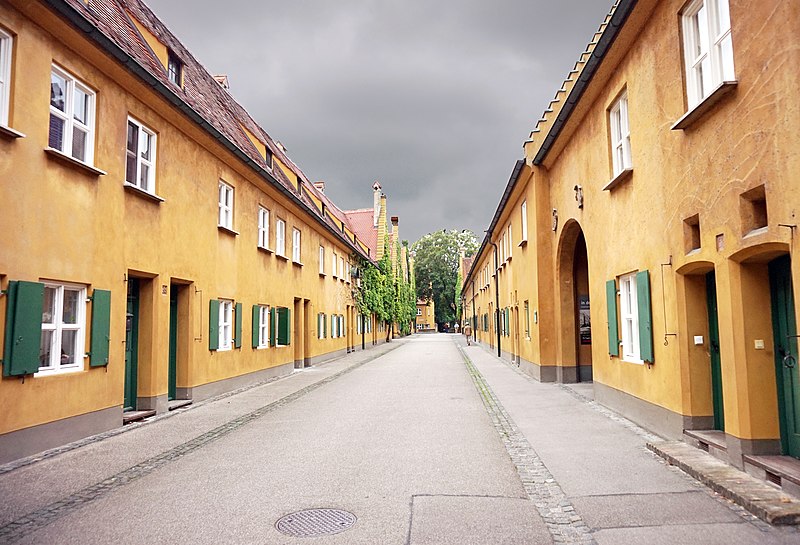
[552,208,558,232]
[574,185,584,209]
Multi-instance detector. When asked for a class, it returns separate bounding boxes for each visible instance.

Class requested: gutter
[43,0,372,263]
[533,0,637,165]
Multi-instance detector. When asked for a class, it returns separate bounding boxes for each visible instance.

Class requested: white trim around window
[49,64,96,165]
[0,29,12,127]
[609,92,632,176]
[332,252,337,278]
[276,219,286,257]
[619,273,642,363]
[319,245,325,275]
[681,0,735,108]
[520,200,528,243]
[218,299,233,351]
[218,181,234,229]
[292,227,302,263]
[258,206,270,250]
[125,117,157,194]
[37,282,86,375]
[258,305,270,348]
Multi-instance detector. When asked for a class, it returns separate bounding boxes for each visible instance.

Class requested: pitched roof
[343,208,378,258]
[52,0,372,262]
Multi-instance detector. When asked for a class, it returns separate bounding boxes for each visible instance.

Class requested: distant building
[416,299,436,332]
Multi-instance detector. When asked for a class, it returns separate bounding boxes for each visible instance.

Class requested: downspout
[488,239,501,358]
[471,280,477,343]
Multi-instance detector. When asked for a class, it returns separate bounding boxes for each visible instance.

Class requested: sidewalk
[454,336,800,545]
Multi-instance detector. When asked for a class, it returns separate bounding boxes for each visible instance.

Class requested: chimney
[373,181,382,227]
[391,216,399,229]
[313,181,325,193]
[213,75,229,89]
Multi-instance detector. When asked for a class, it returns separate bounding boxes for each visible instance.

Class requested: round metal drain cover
[275,508,357,537]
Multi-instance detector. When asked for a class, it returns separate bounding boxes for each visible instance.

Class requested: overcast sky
[145,0,613,243]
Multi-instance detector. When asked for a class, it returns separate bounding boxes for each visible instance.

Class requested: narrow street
[1,335,798,544]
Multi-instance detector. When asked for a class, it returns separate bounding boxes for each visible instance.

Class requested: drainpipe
[487,237,501,358]
[471,280,477,343]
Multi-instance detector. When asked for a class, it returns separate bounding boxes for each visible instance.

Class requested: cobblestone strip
[0,342,403,544]
[457,345,596,545]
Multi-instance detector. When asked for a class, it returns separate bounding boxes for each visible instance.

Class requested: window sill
[743,226,769,239]
[123,182,164,203]
[603,167,633,191]
[275,253,289,261]
[319,272,326,277]
[671,81,738,131]
[292,260,304,267]
[0,124,25,139]
[217,225,239,236]
[517,239,527,248]
[257,245,273,254]
[45,147,107,176]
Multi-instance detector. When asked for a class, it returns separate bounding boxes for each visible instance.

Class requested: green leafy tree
[412,229,478,328]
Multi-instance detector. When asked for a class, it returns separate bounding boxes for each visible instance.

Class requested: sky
[145,0,614,244]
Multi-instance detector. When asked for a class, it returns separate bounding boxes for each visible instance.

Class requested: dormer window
[167,51,182,87]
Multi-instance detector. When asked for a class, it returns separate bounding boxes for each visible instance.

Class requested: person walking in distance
[463,321,472,346]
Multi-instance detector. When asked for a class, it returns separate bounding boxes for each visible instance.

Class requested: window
[275,307,291,346]
[167,50,182,86]
[258,207,270,249]
[218,300,233,350]
[276,219,286,256]
[319,246,325,274]
[318,313,326,339]
[258,305,270,348]
[339,257,344,279]
[682,0,734,107]
[417,308,422,316]
[39,283,86,374]
[345,261,350,283]
[218,181,233,229]
[125,117,157,193]
[619,273,640,362]
[331,314,338,338]
[507,225,512,259]
[292,228,301,263]
[332,252,337,278]
[0,29,11,126]
[610,93,632,175]
[49,65,95,164]
[521,201,528,242]
[339,315,345,336]
[524,300,530,338]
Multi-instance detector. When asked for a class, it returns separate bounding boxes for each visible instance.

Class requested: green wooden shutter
[323,313,327,338]
[637,270,654,363]
[252,305,260,348]
[234,302,242,348]
[606,280,620,357]
[3,281,45,377]
[208,299,220,351]
[278,307,291,346]
[89,289,111,367]
[270,307,277,347]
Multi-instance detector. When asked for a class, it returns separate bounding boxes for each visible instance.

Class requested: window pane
[716,0,731,33]
[49,114,65,150]
[72,127,87,162]
[39,330,54,368]
[139,164,150,190]
[62,289,80,324]
[50,72,66,111]
[42,287,56,324]
[720,34,734,80]
[73,88,88,124]
[61,329,77,365]
[127,122,138,153]
[126,151,137,184]
[696,6,709,54]
[140,131,151,161]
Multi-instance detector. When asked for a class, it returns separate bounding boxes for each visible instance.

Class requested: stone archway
[556,220,593,383]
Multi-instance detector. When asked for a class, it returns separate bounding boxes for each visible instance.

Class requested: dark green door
[706,272,724,431]
[124,279,140,411]
[769,255,800,458]
[168,285,178,401]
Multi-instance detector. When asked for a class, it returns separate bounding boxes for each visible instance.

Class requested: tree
[412,229,478,328]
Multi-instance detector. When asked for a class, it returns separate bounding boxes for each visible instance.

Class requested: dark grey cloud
[146,0,614,242]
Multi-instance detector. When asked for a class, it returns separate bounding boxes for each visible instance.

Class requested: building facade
[416,299,435,332]
[0,0,391,463]
[464,0,800,485]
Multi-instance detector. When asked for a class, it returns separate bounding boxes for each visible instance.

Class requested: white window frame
[218,181,234,229]
[345,261,350,283]
[292,227,302,263]
[610,93,632,176]
[218,299,233,351]
[125,117,157,194]
[619,273,641,363]
[49,64,95,165]
[339,257,344,280]
[0,29,12,127]
[332,252,337,278]
[258,206,270,249]
[331,314,338,338]
[339,315,345,337]
[37,282,86,375]
[319,246,325,274]
[318,313,325,339]
[507,225,512,260]
[276,219,286,257]
[521,200,528,242]
[681,0,734,108]
[258,305,270,348]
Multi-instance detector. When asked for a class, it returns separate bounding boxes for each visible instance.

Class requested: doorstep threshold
[122,410,156,425]
[168,399,193,411]
[648,440,800,525]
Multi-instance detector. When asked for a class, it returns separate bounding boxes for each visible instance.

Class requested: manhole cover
[275,508,357,537]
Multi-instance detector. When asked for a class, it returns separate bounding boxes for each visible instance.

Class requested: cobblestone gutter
[457,345,596,545]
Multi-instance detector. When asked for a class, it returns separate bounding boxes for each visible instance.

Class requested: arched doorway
[557,221,593,383]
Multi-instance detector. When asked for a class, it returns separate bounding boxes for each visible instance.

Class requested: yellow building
[464,0,800,485]
[416,299,435,332]
[0,0,385,462]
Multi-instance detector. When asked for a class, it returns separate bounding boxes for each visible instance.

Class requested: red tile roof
[343,209,378,258]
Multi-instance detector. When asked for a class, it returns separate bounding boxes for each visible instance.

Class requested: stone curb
[647,440,800,525]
